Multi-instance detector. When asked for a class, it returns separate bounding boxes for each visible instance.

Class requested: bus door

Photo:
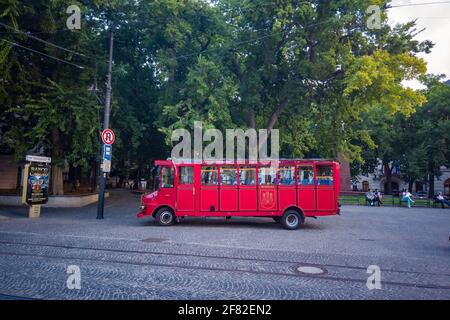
[278,166,296,211]
[176,165,195,212]
[297,165,316,211]
[158,166,176,208]
[315,164,335,211]
[239,166,257,211]
[257,166,277,211]
[220,166,238,211]
[200,166,219,212]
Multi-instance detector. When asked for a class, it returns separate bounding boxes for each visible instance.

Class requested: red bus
[137,159,340,230]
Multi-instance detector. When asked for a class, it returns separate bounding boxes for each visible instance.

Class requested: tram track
[0,239,449,291]
[0,238,449,277]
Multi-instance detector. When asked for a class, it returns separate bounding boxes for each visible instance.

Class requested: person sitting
[374,189,383,207]
[436,192,450,209]
[366,189,375,206]
[401,189,415,208]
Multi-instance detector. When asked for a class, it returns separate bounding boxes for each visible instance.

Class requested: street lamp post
[97,29,114,220]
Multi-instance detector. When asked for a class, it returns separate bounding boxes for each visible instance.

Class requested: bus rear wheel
[155,207,175,226]
[281,210,302,230]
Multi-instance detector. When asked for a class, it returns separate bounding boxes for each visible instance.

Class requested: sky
[387,0,450,88]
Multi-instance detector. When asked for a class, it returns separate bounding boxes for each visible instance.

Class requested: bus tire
[281,210,302,230]
[155,207,175,226]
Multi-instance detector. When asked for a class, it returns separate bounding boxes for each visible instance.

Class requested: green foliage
[0,0,440,185]
[3,80,101,169]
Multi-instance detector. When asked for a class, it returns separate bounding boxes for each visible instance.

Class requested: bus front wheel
[155,208,175,226]
[281,210,302,230]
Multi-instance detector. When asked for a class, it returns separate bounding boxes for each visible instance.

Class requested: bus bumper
[137,204,146,219]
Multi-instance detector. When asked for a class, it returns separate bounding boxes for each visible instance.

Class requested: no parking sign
[101,129,115,145]
[101,129,114,173]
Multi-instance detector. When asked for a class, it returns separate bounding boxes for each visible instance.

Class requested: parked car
[414,192,428,199]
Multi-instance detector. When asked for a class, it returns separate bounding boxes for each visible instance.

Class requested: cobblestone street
[0,190,449,300]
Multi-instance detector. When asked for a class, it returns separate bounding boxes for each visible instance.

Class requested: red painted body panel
[177,187,195,211]
[278,186,297,211]
[298,187,316,211]
[239,187,257,211]
[200,187,218,212]
[220,187,238,211]
[258,187,277,211]
[137,159,340,220]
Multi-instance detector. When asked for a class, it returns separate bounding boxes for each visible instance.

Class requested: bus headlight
[139,204,146,211]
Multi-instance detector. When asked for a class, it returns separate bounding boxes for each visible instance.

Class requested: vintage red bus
[137,159,340,229]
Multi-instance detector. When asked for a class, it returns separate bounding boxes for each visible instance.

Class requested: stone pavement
[0,189,449,300]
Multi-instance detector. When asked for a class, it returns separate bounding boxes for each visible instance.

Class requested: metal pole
[97,29,114,220]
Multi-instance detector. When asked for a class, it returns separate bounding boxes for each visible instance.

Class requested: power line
[0,38,86,69]
[0,22,86,58]
[175,17,335,60]
[389,1,450,8]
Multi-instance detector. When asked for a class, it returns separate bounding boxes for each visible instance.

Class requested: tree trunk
[428,156,435,197]
[51,165,64,195]
[51,128,64,195]
[408,180,413,193]
[428,173,434,198]
[91,159,98,193]
[258,97,289,158]
[384,162,393,195]
[248,108,256,129]
[266,97,288,134]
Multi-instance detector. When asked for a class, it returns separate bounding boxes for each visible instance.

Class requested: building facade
[351,160,450,196]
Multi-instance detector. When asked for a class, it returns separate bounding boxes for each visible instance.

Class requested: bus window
[220,166,237,185]
[201,166,218,185]
[316,165,333,186]
[298,166,314,186]
[258,167,276,185]
[161,166,174,188]
[178,166,194,185]
[239,166,256,186]
[278,166,295,185]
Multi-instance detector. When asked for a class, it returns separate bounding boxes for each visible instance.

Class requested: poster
[25,163,50,205]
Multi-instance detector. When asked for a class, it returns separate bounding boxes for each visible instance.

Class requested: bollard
[29,205,41,218]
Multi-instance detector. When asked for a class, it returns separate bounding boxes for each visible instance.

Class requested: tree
[0,0,103,194]
[352,76,450,195]
[408,76,450,196]
[1,0,436,194]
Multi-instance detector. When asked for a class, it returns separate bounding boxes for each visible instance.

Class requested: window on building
[278,166,295,185]
[178,166,194,185]
[445,179,450,196]
[201,166,218,185]
[298,166,314,186]
[220,166,237,185]
[362,181,369,192]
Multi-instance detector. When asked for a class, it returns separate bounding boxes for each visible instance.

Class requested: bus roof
[154,159,338,166]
